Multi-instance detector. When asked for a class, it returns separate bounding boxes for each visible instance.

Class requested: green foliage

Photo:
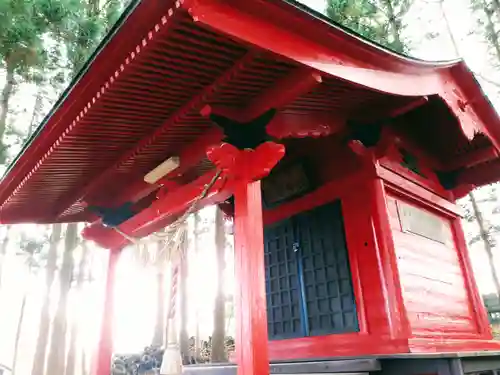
[469,0,500,67]
[63,0,124,76]
[326,0,382,40]
[325,0,415,53]
[0,0,72,75]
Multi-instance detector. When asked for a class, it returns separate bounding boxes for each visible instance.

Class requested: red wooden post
[233,180,269,375]
[369,178,411,340]
[95,248,121,375]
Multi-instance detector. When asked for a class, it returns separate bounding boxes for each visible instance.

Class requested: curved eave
[282,0,463,70]
[0,0,471,185]
[183,0,500,150]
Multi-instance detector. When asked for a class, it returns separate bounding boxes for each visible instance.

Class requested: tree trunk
[381,0,405,53]
[81,349,88,375]
[211,208,227,363]
[66,241,90,375]
[193,212,201,361]
[12,289,28,375]
[179,231,190,363]
[0,224,12,291]
[439,0,460,57]
[469,192,500,297]
[46,223,78,375]
[31,223,62,375]
[0,63,14,161]
[482,1,500,63]
[152,239,165,347]
[28,86,44,138]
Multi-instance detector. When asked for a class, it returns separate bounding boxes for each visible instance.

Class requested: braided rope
[114,169,223,263]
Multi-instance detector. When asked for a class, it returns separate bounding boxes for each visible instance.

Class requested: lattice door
[264,201,359,340]
[264,218,304,339]
[295,201,359,335]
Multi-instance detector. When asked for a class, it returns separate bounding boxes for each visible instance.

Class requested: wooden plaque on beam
[261,160,314,208]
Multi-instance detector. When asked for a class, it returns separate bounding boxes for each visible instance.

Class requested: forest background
[1,0,500,374]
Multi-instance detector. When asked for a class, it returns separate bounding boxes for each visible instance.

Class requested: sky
[302,0,326,12]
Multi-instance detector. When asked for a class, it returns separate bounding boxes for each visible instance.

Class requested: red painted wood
[60,46,256,210]
[342,188,390,336]
[369,177,411,340]
[268,333,408,359]
[233,180,269,375]
[379,156,450,199]
[409,337,500,353]
[84,169,232,248]
[263,170,370,226]
[112,127,224,205]
[386,195,477,336]
[94,249,120,375]
[451,218,492,338]
[184,0,444,96]
[240,68,322,122]
[1,1,499,225]
[376,165,460,217]
[0,0,179,206]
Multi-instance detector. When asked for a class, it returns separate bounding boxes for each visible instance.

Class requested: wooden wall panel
[386,195,477,336]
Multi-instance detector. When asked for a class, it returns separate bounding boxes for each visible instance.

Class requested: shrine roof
[1,0,500,227]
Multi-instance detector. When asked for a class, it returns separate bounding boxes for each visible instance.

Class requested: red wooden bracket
[348,128,401,165]
[206,142,285,182]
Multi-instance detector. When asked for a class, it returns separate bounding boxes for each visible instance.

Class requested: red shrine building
[2,1,500,375]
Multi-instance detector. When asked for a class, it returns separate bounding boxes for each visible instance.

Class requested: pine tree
[63,0,123,76]
[471,0,500,68]
[326,0,415,53]
[65,241,90,375]
[46,223,78,375]
[0,225,12,290]
[0,0,74,162]
[31,223,62,375]
[11,226,49,375]
[465,189,500,296]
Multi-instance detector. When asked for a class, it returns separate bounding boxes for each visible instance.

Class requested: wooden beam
[83,169,232,249]
[183,0,443,96]
[240,68,322,122]
[444,145,498,171]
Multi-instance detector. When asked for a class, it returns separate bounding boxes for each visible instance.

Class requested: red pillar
[233,180,269,375]
[369,178,410,340]
[95,248,121,375]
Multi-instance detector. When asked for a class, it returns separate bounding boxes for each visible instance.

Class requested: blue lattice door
[264,201,359,340]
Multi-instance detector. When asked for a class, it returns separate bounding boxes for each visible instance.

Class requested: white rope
[113,169,223,264]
